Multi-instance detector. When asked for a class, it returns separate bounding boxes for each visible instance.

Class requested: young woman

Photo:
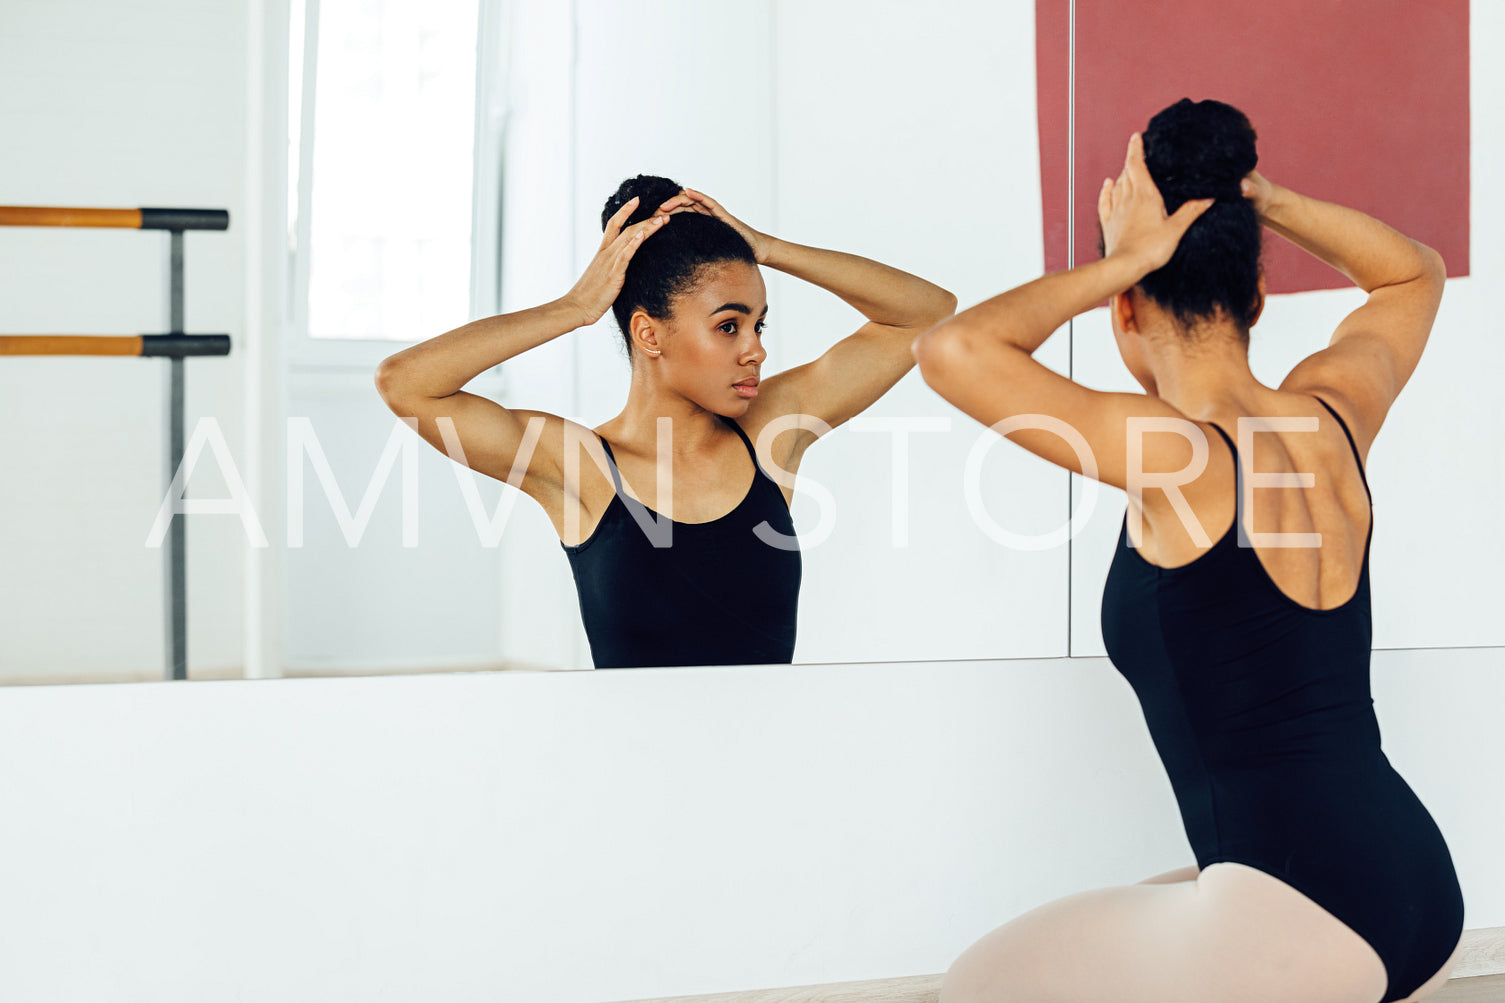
[375,175,955,668]
[914,99,1462,1003]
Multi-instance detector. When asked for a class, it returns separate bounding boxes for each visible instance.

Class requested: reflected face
[656,261,768,415]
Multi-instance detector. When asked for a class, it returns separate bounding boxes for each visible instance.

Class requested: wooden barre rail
[0,334,231,358]
[0,205,229,231]
[0,335,142,356]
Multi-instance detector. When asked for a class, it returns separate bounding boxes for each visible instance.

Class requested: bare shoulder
[1277,261,1444,458]
[732,390,821,473]
[1259,381,1373,469]
[468,406,618,516]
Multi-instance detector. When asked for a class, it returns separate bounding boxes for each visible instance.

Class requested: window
[290,0,485,358]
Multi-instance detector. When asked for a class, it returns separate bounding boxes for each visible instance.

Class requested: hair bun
[602,174,683,230]
[1143,98,1258,209]
[1135,97,1263,333]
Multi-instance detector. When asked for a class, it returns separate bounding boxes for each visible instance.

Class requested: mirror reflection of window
[295,0,479,342]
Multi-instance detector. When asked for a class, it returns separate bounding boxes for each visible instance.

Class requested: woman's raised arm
[373,200,670,501]
[1261,172,1447,455]
[913,134,1212,490]
[664,189,957,449]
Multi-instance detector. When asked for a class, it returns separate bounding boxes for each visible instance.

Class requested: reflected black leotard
[562,415,801,669]
[1101,398,1463,1003]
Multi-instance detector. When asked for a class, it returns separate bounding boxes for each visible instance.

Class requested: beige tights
[940,862,1461,1003]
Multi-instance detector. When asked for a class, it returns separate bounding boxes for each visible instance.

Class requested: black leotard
[1101,398,1463,1003]
[562,415,801,669]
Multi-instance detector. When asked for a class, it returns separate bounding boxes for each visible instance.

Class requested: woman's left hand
[653,188,774,264]
[1099,132,1214,275]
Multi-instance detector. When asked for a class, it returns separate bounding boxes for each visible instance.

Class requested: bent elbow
[912,321,968,389]
[932,288,960,322]
[373,355,415,405]
[911,323,942,371]
[1417,243,1447,285]
[373,358,398,399]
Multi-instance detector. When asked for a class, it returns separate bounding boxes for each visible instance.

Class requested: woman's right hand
[559,197,671,327]
[1099,132,1214,275]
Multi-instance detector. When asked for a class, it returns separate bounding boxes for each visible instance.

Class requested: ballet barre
[1,204,232,682]
[0,206,229,230]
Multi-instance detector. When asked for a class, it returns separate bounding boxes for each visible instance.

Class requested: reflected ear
[630,310,662,358]
[1250,274,1267,328]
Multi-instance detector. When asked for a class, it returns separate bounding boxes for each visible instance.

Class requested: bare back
[1131,391,1373,611]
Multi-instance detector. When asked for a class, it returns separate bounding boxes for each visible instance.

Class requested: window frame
[284,0,509,373]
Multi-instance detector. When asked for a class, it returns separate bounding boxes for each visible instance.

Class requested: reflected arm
[373,204,670,499]
[372,300,589,498]
[749,236,957,445]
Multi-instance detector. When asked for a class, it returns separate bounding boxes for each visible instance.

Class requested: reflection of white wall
[773,0,1069,662]
[497,0,1071,665]
[0,0,249,681]
[0,650,1499,1002]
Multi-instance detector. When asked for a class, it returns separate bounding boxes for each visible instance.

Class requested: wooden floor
[617,926,1505,1003]
[619,974,942,1003]
[617,971,1505,1003]
[1433,973,1505,1002]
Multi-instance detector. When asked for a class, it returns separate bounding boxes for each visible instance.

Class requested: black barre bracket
[140,208,231,231]
[141,333,232,358]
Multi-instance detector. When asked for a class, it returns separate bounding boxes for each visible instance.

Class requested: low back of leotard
[562,414,801,669]
[1100,397,1462,1003]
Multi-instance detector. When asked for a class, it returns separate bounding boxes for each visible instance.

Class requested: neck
[1142,320,1268,420]
[606,367,730,454]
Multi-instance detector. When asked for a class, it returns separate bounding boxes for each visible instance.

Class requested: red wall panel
[1037,0,1469,294]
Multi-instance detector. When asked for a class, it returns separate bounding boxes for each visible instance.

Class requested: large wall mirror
[286,0,1078,671]
[6,0,1484,683]
[290,0,1491,674]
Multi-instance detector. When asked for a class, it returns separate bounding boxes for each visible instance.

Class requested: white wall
[0,647,1498,1003]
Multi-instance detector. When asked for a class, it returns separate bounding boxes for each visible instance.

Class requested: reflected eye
[717,318,767,336]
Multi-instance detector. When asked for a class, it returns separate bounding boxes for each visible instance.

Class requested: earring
[643,347,661,357]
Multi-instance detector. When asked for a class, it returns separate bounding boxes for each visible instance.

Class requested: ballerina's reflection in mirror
[376,175,955,669]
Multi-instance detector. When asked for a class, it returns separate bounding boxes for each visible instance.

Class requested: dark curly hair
[1112,98,1264,336]
[600,174,757,359]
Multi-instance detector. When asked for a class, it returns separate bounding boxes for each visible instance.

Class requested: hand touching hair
[600,174,757,358]
[1105,99,1264,334]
